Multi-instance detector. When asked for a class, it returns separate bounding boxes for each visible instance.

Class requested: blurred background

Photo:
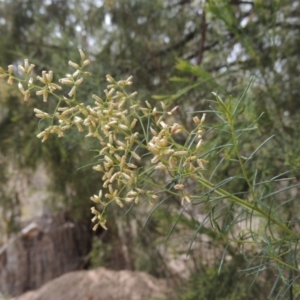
[0,0,300,299]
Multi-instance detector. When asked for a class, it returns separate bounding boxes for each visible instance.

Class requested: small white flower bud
[92,224,99,231]
[7,76,13,85]
[75,78,84,85]
[24,59,29,70]
[68,61,80,69]
[46,70,53,83]
[18,82,25,93]
[83,59,90,67]
[42,89,48,102]
[73,70,80,77]
[125,197,134,203]
[68,86,76,97]
[121,172,131,181]
[196,139,203,149]
[37,76,45,84]
[104,155,113,165]
[27,64,35,75]
[34,108,48,118]
[129,91,137,97]
[167,106,178,115]
[145,101,152,109]
[18,65,26,74]
[159,121,168,129]
[200,113,206,124]
[92,94,103,103]
[106,74,115,83]
[150,127,158,136]
[42,70,47,83]
[24,90,30,101]
[181,195,191,205]
[8,65,14,75]
[130,118,138,129]
[131,151,141,161]
[91,206,97,214]
[28,77,34,86]
[120,156,126,169]
[79,49,86,61]
[174,184,184,190]
[118,124,129,130]
[151,155,160,164]
[100,221,107,230]
[93,165,103,172]
[74,116,83,123]
[154,163,167,171]
[127,163,137,169]
[164,149,174,155]
[49,83,62,91]
[115,198,124,207]
[173,151,188,156]
[90,195,100,203]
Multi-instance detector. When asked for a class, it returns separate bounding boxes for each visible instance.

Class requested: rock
[16,267,172,300]
[0,213,91,297]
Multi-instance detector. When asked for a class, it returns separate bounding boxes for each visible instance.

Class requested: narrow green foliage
[1,50,300,298]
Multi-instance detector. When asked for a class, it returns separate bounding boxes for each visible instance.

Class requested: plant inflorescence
[2,49,300,298]
[0,50,207,231]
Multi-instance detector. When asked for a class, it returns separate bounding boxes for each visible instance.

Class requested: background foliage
[1,0,300,299]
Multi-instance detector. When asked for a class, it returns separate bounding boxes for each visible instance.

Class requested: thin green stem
[214,93,255,200]
[196,176,298,239]
[228,112,255,199]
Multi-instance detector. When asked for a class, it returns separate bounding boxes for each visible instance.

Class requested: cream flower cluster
[0,50,207,230]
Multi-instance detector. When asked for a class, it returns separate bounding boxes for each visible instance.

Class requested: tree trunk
[0,212,91,297]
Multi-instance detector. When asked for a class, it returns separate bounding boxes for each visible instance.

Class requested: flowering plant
[0,50,207,231]
[2,49,300,297]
